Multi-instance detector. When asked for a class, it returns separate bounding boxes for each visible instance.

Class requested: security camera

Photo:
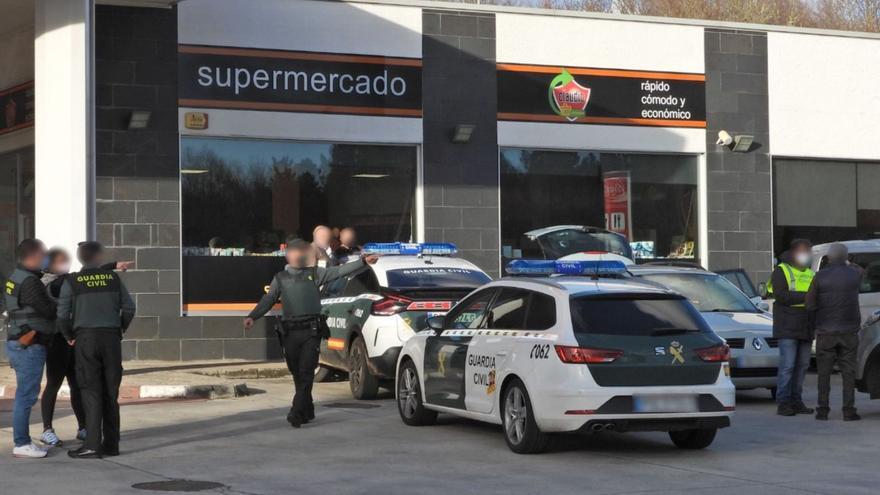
[716,130,733,146]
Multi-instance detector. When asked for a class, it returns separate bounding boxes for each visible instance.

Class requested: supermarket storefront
[4,0,880,360]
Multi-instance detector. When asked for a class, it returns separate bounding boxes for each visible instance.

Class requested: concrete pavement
[1,372,878,495]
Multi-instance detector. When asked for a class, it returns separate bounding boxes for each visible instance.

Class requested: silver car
[631,264,779,398]
[857,311,880,399]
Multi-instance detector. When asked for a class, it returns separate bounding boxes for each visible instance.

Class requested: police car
[395,260,735,454]
[318,243,491,400]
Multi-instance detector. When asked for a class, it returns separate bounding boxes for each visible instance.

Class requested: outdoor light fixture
[732,134,754,153]
[716,130,755,152]
[128,110,152,130]
[451,124,476,143]
[180,169,209,174]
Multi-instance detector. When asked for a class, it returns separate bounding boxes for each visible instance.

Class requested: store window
[773,159,880,254]
[180,136,417,314]
[0,147,34,279]
[500,149,698,272]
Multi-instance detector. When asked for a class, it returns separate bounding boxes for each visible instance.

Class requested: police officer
[4,239,56,459]
[244,238,378,427]
[57,242,136,459]
[768,239,815,417]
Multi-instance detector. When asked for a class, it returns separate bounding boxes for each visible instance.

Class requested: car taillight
[371,294,412,316]
[696,344,730,362]
[554,345,623,364]
[406,301,452,311]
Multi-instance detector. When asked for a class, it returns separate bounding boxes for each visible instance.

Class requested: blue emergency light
[362,242,458,256]
[506,259,629,276]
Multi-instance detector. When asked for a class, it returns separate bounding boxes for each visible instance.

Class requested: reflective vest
[3,268,54,338]
[767,263,814,308]
[277,267,322,318]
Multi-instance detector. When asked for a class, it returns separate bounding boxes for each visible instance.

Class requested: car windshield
[538,229,631,259]
[570,294,711,336]
[385,267,491,289]
[637,272,758,313]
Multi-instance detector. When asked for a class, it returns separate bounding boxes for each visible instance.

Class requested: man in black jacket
[770,239,815,416]
[806,243,863,421]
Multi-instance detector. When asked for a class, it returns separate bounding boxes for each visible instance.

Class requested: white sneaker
[13,443,48,459]
[40,428,62,447]
[76,428,87,441]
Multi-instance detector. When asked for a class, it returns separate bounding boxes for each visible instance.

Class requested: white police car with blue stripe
[395,260,735,453]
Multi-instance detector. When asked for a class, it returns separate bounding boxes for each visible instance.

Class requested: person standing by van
[769,239,815,417]
[806,243,863,421]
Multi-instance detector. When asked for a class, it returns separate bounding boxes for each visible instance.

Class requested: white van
[812,240,880,325]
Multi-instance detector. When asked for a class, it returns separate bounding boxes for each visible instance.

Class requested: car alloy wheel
[349,337,379,400]
[350,345,364,390]
[504,386,527,445]
[399,366,419,419]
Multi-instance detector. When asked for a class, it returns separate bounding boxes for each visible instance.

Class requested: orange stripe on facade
[0,80,34,96]
[496,63,705,82]
[179,98,422,117]
[178,44,423,67]
[183,303,280,311]
[497,112,706,128]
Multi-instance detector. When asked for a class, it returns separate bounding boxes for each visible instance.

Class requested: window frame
[444,287,499,330]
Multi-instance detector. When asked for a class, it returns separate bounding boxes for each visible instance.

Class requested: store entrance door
[0,146,35,279]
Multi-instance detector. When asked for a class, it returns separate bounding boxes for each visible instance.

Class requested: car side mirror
[426,316,445,333]
[756,301,770,312]
[757,282,768,298]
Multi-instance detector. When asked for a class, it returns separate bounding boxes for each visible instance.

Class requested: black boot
[793,402,815,414]
[776,403,796,416]
[843,409,861,421]
[287,410,303,428]
[815,408,829,421]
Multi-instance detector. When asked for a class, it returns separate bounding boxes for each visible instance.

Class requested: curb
[1,383,249,400]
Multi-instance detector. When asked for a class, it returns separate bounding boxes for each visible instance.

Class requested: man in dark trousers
[4,239,55,458]
[244,238,378,427]
[806,243,863,421]
[57,242,136,458]
[769,239,815,416]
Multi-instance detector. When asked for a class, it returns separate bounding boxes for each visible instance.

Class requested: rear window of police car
[386,268,491,289]
[569,294,711,336]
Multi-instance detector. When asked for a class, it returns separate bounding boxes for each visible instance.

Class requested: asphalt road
[1,373,878,495]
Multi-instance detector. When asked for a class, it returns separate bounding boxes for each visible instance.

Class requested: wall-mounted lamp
[128,110,152,130]
[451,124,476,144]
[716,130,755,152]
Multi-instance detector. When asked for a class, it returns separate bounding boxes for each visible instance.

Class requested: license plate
[633,394,699,413]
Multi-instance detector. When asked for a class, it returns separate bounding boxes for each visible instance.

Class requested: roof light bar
[362,242,458,256]
[505,259,629,276]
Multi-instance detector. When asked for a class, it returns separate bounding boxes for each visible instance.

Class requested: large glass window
[500,149,698,273]
[773,159,880,255]
[180,137,417,313]
[0,147,34,279]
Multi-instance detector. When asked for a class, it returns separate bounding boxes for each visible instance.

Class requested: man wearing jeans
[4,239,56,458]
[769,239,815,417]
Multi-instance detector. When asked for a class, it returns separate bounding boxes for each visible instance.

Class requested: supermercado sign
[178,45,422,118]
[497,63,706,128]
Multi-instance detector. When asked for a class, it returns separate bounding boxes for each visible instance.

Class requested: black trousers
[283,329,321,419]
[75,330,123,452]
[816,332,859,413]
[43,333,86,430]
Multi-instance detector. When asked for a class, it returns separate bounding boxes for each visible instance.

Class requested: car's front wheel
[669,428,717,449]
[501,379,548,454]
[397,360,437,426]
[314,365,335,383]
[349,336,379,400]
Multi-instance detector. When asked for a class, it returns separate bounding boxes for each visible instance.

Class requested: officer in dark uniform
[57,242,136,459]
[244,238,378,427]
